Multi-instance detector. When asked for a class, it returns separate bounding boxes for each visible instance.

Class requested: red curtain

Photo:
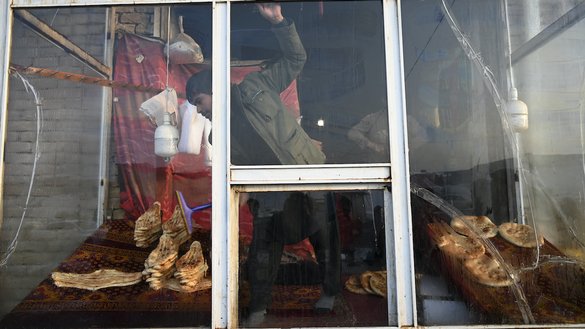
[113,33,211,226]
[112,33,305,252]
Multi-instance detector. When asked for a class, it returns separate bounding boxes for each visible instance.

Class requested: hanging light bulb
[153,8,179,163]
[506,87,528,132]
[502,0,528,133]
[154,111,179,162]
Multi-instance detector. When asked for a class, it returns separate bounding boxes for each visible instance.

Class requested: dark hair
[186,69,212,104]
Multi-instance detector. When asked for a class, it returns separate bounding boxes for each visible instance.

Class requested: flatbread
[368,271,387,298]
[436,233,485,260]
[52,269,142,291]
[464,253,513,287]
[451,215,498,238]
[360,271,376,294]
[134,201,162,248]
[344,275,368,295]
[174,241,208,287]
[162,205,190,246]
[164,277,212,293]
[146,234,179,266]
[499,222,543,248]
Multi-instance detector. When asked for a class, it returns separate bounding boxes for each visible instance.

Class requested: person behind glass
[185,3,325,165]
[347,110,389,162]
[185,3,336,326]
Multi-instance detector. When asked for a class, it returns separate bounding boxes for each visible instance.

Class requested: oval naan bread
[499,222,543,248]
[451,215,498,238]
[437,233,485,260]
[368,271,387,298]
[344,275,369,295]
[360,271,377,294]
[464,253,513,287]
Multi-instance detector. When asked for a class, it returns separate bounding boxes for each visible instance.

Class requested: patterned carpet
[0,220,365,328]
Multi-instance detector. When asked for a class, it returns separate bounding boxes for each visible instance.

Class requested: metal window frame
[6,1,585,328]
[2,0,415,328]
[383,0,416,326]
[0,0,11,233]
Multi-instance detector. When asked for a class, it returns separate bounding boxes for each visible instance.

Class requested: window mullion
[383,0,416,327]
[211,1,230,328]
[0,1,11,229]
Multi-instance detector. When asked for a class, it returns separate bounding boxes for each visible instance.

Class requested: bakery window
[2,0,585,328]
[0,3,216,328]
[404,0,585,326]
[0,1,399,328]
[233,188,396,327]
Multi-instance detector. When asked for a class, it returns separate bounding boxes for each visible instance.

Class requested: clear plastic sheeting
[0,72,43,268]
[0,2,398,328]
[236,189,394,327]
[0,6,106,321]
[0,5,216,328]
[404,0,585,325]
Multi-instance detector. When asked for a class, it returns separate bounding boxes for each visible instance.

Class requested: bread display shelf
[427,219,585,324]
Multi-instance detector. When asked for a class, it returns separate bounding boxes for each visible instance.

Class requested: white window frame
[2,0,417,328]
[0,2,11,229]
[218,0,414,327]
[8,0,585,328]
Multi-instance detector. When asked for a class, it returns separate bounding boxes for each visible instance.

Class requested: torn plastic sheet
[0,73,43,267]
[434,0,585,324]
[440,0,585,256]
[411,183,534,323]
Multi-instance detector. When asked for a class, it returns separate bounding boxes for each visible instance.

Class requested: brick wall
[0,6,158,318]
[0,7,107,317]
[116,6,155,36]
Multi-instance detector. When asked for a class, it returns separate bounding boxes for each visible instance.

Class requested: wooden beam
[14,9,112,77]
[9,64,179,97]
[9,60,268,98]
[511,2,585,65]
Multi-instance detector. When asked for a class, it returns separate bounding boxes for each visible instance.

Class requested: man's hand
[311,139,324,152]
[256,3,284,25]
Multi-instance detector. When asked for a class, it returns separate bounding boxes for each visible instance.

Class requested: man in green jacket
[185,3,338,325]
[186,3,325,165]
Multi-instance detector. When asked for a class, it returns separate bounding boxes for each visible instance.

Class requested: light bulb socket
[509,87,519,101]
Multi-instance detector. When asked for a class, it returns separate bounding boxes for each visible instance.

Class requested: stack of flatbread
[162,205,191,247]
[429,218,516,287]
[164,241,211,293]
[134,202,162,248]
[345,270,387,298]
[52,269,142,291]
[428,221,512,287]
[143,234,179,290]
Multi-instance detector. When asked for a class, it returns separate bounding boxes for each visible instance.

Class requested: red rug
[0,220,377,328]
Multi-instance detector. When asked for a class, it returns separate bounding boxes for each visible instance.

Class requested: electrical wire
[405,0,454,81]
[166,7,171,91]
[504,0,515,89]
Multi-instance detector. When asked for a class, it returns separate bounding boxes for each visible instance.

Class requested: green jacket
[231,20,326,165]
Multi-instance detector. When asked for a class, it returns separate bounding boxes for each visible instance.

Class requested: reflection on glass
[238,190,393,327]
[0,4,213,328]
[404,0,585,326]
[229,1,389,165]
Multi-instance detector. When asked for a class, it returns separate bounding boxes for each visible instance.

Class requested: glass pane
[404,0,585,326]
[237,189,395,327]
[227,0,389,165]
[0,5,213,327]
